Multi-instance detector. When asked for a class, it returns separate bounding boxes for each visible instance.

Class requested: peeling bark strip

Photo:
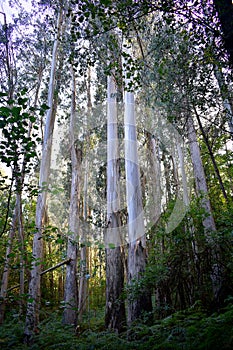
[105,74,126,332]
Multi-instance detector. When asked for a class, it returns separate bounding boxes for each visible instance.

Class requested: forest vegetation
[0,0,233,349]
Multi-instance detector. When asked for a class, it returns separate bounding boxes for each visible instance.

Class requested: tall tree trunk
[24,6,64,342]
[176,139,189,207]
[105,74,126,332]
[123,51,152,325]
[63,65,80,325]
[17,190,25,316]
[193,107,229,202]
[186,115,216,233]
[78,162,89,321]
[0,207,18,324]
[147,133,162,224]
[186,114,223,304]
[0,61,43,324]
[78,68,92,321]
[0,14,43,325]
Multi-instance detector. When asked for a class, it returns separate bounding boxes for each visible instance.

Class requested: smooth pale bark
[78,67,91,321]
[63,66,80,325]
[147,134,162,224]
[123,59,152,324]
[78,163,88,321]
[193,107,229,202]
[162,151,172,203]
[78,246,88,320]
[186,115,216,233]
[78,158,89,321]
[176,137,199,304]
[24,7,64,342]
[105,74,126,332]
[17,191,25,315]
[171,148,179,197]
[176,140,189,207]
[186,115,224,302]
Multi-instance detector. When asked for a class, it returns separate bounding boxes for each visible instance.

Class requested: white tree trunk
[17,191,25,315]
[105,74,126,332]
[78,67,91,321]
[186,115,225,301]
[78,161,88,321]
[24,7,64,341]
[148,134,162,224]
[123,45,151,324]
[63,65,80,325]
[186,115,216,232]
[176,140,189,207]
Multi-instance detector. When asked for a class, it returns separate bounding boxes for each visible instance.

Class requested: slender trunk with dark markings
[193,107,229,202]
[24,5,64,342]
[186,115,216,233]
[63,65,80,325]
[78,67,92,321]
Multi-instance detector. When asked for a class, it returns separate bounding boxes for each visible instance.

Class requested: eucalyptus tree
[122,39,152,324]
[0,90,39,323]
[62,64,80,325]
[142,6,233,306]
[78,68,91,321]
[24,2,68,341]
[60,0,232,319]
[0,4,49,323]
[105,72,126,332]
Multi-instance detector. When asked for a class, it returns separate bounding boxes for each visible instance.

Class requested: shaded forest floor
[0,302,233,350]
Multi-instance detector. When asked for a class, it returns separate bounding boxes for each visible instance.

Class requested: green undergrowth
[0,302,233,350]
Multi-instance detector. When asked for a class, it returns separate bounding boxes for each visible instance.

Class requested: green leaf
[108,243,115,249]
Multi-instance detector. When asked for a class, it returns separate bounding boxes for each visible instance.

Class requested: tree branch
[6,258,72,292]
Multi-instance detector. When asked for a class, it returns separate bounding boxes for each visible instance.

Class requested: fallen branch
[40,258,71,275]
[6,258,72,292]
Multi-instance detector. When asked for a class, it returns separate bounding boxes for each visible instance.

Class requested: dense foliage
[1,302,233,349]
